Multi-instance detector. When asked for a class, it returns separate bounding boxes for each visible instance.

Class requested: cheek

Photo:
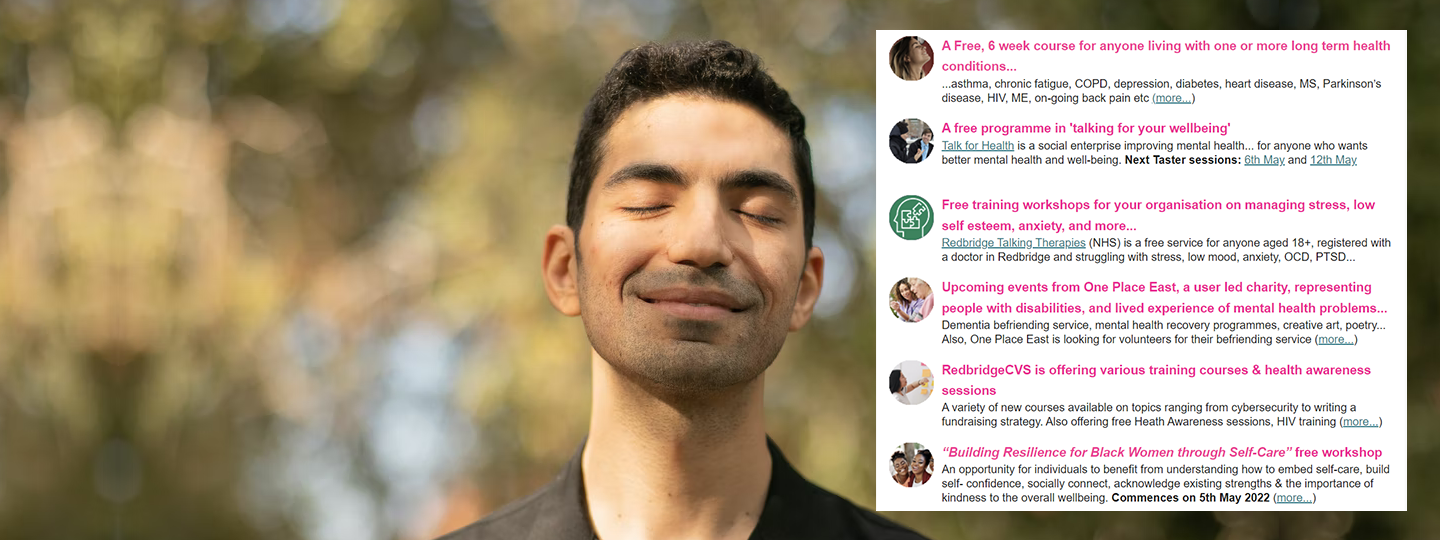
[750,246,803,306]
[582,220,658,293]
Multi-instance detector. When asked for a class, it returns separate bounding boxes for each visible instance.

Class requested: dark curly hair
[566,40,815,249]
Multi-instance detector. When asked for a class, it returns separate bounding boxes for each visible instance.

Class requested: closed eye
[734,209,782,226]
[621,205,671,215]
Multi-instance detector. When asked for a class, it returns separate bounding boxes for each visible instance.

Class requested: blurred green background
[0,0,1432,538]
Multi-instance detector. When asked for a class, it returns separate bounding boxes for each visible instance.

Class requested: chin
[601,338,776,395]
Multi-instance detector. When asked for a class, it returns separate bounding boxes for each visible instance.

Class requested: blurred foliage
[0,0,1432,539]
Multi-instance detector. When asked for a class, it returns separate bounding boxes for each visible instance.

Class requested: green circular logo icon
[888,195,933,240]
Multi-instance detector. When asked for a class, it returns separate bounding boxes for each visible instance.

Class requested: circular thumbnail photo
[888,277,935,323]
[888,443,935,487]
[888,195,933,240]
[887,119,934,164]
[888,36,934,81]
[888,360,935,405]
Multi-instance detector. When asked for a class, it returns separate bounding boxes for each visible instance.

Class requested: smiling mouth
[636,288,750,321]
[639,298,745,321]
[641,298,743,312]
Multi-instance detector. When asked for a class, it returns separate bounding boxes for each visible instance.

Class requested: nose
[665,195,734,268]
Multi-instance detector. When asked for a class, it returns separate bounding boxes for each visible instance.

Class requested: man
[439,41,927,540]
[888,120,911,163]
[907,127,933,163]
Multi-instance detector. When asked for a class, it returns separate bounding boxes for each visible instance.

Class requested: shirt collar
[533,440,595,539]
[537,436,806,540]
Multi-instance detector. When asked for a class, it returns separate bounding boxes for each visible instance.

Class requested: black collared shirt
[438,437,929,540]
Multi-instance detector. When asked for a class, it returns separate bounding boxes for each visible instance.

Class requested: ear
[788,245,825,331]
[542,224,581,316]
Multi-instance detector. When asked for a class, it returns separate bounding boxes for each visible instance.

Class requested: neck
[582,351,771,540]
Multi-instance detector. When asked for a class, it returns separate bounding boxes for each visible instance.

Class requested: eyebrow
[603,163,686,190]
[718,169,799,206]
[603,162,800,206]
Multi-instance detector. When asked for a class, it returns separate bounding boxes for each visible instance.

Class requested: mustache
[624,267,762,307]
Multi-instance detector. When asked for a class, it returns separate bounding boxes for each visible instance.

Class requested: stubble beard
[577,262,793,401]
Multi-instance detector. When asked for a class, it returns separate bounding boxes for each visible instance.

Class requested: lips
[638,287,749,320]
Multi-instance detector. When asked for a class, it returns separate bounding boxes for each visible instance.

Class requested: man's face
[572,94,813,395]
[922,132,932,143]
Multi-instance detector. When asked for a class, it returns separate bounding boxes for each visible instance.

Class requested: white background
[875,30,1406,511]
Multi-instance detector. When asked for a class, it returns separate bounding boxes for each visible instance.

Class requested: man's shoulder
[432,484,553,540]
[762,440,930,540]
[436,437,930,540]
[774,477,930,540]
[433,453,593,540]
